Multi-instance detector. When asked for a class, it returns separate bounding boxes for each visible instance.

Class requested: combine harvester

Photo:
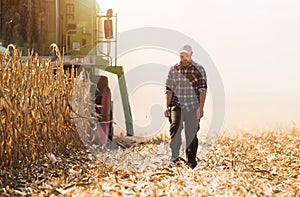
[0,0,134,144]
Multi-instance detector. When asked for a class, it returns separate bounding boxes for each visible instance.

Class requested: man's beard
[181,60,190,67]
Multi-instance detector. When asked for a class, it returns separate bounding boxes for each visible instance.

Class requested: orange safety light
[104,19,113,39]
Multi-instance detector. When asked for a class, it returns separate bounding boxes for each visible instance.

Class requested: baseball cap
[179,45,192,55]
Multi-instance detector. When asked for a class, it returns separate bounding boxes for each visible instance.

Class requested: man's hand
[197,107,204,119]
[164,108,170,117]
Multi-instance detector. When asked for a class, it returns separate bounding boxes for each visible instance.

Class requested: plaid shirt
[165,60,207,111]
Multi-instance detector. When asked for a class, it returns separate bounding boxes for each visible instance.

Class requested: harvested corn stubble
[1,129,299,196]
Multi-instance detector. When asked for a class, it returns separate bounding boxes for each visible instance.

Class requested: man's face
[180,52,192,65]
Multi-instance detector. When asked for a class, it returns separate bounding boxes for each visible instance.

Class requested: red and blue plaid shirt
[165,60,207,111]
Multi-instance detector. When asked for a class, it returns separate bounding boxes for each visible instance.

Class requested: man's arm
[166,92,172,108]
[197,91,206,119]
[197,65,207,119]
[165,67,175,117]
[164,92,173,117]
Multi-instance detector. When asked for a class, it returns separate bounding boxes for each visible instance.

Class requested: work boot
[187,161,198,169]
[170,157,186,166]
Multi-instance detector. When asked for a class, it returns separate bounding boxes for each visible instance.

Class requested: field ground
[0,130,300,196]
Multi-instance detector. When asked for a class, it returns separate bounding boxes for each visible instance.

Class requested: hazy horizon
[97,0,300,135]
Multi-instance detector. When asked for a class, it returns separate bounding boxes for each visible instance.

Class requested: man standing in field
[165,45,207,169]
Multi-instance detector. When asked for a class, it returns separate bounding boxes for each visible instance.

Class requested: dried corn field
[0,47,88,170]
[1,49,300,196]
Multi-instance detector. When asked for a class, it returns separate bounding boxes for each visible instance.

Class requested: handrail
[65,29,78,54]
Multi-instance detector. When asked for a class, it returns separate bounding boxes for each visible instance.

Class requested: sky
[97,0,300,135]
